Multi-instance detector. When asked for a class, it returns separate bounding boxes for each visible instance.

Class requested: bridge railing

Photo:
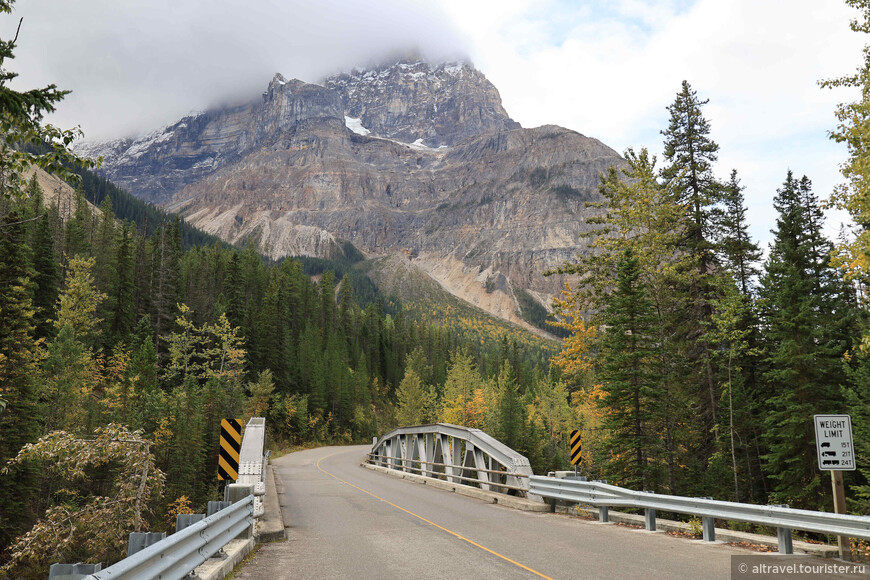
[368,423,533,495]
[237,417,267,518]
[530,475,870,554]
[75,494,254,580]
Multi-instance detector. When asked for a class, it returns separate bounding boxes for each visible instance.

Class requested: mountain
[325,60,520,146]
[77,58,624,334]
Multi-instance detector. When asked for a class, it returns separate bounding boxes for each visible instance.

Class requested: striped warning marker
[218,419,242,481]
[570,429,582,466]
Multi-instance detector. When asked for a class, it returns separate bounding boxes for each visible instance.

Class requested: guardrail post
[48,563,102,579]
[777,527,793,554]
[644,509,656,531]
[176,513,205,532]
[127,531,166,556]
[598,506,609,523]
[208,501,233,516]
[702,517,715,541]
[227,484,255,539]
[642,490,656,531]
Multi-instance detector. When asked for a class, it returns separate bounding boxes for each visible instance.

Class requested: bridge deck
[232,445,840,579]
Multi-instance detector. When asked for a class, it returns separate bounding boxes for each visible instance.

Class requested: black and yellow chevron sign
[218,418,242,481]
[570,429,582,466]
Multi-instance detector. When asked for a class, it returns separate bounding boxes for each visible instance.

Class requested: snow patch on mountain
[344,116,371,136]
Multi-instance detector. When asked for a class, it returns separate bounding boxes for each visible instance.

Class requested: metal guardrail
[370,423,533,495]
[80,494,254,580]
[367,453,528,492]
[236,417,267,517]
[530,476,870,553]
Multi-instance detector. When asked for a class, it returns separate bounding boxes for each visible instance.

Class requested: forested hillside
[0,174,572,577]
[74,166,226,250]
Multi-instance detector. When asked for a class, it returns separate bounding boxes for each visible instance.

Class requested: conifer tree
[94,196,117,293]
[40,323,97,433]
[110,223,135,341]
[0,207,41,547]
[759,171,857,508]
[131,226,152,320]
[54,255,107,349]
[660,81,725,467]
[30,211,57,340]
[711,170,764,499]
[597,249,661,491]
[396,368,432,426]
[257,275,286,388]
[64,190,91,258]
[320,270,336,338]
[717,170,761,296]
[495,360,525,451]
[551,148,689,492]
[661,80,722,258]
[440,352,481,426]
[151,219,182,356]
[128,323,162,434]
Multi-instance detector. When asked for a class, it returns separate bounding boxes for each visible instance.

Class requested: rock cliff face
[76,75,344,206]
[325,60,519,147]
[79,58,624,331]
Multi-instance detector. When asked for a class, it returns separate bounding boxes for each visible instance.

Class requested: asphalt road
[231,445,855,579]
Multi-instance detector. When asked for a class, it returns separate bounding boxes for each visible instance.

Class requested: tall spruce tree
[713,170,765,500]
[550,148,691,492]
[759,171,857,508]
[151,219,182,357]
[661,80,722,257]
[660,81,725,469]
[597,249,662,491]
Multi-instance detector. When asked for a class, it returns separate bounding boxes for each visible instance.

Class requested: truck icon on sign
[821,442,831,448]
[822,460,840,466]
[822,451,837,457]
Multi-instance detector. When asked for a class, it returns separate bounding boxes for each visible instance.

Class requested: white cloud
[3,0,864,245]
[441,0,865,245]
[2,0,467,139]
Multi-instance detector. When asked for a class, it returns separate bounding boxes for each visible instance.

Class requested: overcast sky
[2,0,865,247]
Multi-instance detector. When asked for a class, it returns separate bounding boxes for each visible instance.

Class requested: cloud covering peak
[4,0,468,140]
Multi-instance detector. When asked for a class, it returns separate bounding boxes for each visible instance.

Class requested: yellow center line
[315,449,554,580]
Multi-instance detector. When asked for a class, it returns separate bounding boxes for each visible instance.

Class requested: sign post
[814,414,855,561]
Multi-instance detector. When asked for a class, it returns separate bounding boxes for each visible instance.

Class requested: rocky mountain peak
[325,58,520,147]
[74,59,625,333]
